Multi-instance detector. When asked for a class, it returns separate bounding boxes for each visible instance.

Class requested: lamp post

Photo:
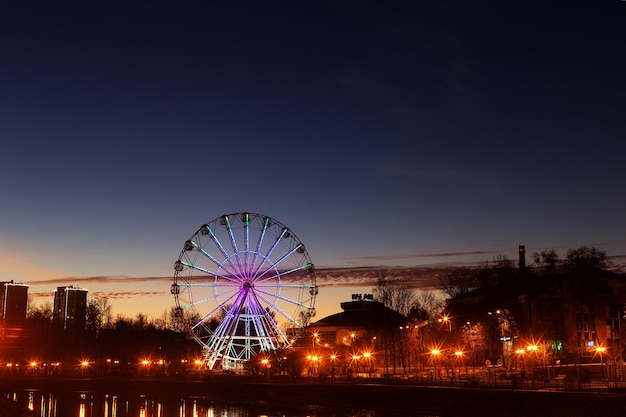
[430,349,440,384]
[596,346,606,381]
[351,354,361,374]
[454,350,464,381]
[261,358,270,378]
[330,354,338,378]
[363,352,373,375]
[306,355,320,377]
[515,349,525,381]
[438,314,452,332]
[80,360,90,376]
[526,344,539,387]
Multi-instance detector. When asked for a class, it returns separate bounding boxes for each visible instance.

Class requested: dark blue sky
[1,1,625,316]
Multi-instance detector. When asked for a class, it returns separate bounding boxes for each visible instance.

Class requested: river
[2,375,625,417]
[3,389,414,417]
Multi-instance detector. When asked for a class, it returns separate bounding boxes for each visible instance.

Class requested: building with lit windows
[53,285,88,334]
[297,296,407,376]
[0,281,29,354]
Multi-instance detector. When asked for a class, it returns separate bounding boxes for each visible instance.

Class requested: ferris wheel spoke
[257,282,314,289]
[254,291,301,326]
[204,223,242,278]
[250,216,270,276]
[174,212,317,370]
[255,287,314,309]
[250,227,289,277]
[195,244,238,278]
[211,312,239,341]
[180,261,239,285]
[179,287,238,310]
[191,291,240,331]
[223,214,245,276]
[180,282,239,288]
[208,292,249,354]
[252,315,281,350]
[255,263,313,285]
[253,243,303,281]
[243,212,250,273]
[247,294,286,348]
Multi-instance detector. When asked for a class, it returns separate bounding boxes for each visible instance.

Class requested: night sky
[1,2,625,319]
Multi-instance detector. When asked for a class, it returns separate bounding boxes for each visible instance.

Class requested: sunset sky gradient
[1,1,625,320]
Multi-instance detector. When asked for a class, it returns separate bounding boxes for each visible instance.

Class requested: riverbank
[1,375,625,417]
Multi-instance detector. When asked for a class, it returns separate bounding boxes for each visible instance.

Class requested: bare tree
[462,322,487,367]
[373,274,393,307]
[566,246,607,271]
[98,298,113,329]
[135,312,148,330]
[86,299,103,334]
[26,300,52,323]
[413,290,445,322]
[532,249,560,274]
[373,275,416,316]
[439,268,477,298]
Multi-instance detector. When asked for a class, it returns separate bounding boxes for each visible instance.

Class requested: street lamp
[596,346,607,380]
[363,352,372,374]
[438,314,452,332]
[261,358,270,378]
[526,344,541,385]
[80,360,90,376]
[430,349,441,384]
[515,349,525,375]
[329,354,338,378]
[306,354,320,376]
[454,350,464,380]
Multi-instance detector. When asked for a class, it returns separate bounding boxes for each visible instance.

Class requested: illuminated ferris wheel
[171,212,317,370]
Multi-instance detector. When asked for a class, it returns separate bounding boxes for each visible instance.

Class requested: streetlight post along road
[438,314,452,332]
[306,354,320,377]
[430,349,440,384]
[454,350,464,380]
[526,344,538,385]
[515,349,525,380]
[596,346,607,381]
[261,358,270,378]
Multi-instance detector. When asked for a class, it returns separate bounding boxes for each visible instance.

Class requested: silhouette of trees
[565,246,607,271]
[532,249,560,275]
[439,268,477,298]
[373,274,416,316]
[442,245,615,368]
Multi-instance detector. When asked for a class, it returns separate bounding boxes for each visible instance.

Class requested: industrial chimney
[518,245,526,269]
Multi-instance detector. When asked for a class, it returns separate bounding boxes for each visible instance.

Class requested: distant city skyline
[2,2,625,320]
[21,243,626,321]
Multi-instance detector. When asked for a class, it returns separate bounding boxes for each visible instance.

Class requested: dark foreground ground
[1,375,625,417]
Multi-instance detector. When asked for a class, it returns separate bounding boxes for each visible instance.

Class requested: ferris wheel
[171,212,318,370]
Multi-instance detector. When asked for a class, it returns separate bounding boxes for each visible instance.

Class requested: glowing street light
[80,360,90,375]
[596,346,607,379]
[261,358,270,378]
[430,349,441,384]
[438,314,452,332]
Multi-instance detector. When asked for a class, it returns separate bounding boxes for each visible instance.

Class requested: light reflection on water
[4,390,390,417]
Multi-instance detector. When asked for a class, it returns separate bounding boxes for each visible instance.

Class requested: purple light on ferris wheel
[172,212,318,370]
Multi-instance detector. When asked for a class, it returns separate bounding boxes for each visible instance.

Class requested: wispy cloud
[19,252,626,299]
[313,266,453,289]
[29,290,165,300]
[338,250,499,263]
[24,276,171,286]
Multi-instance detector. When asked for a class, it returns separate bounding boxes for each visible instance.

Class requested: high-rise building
[53,286,88,333]
[0,281,29,349]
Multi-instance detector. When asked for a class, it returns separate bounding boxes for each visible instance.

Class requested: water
[3,390,416,417]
